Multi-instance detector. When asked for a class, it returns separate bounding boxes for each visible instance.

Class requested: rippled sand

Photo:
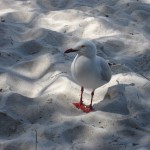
[0,0,150,149]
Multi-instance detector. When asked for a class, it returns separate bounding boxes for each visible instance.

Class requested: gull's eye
[81,45,85,48]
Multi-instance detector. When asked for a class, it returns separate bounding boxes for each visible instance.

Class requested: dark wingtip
[108,62,116,66]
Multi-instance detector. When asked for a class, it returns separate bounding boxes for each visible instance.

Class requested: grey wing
[99,57,111,82]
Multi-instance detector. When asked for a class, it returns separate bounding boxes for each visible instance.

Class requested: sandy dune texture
[0,0,150,149]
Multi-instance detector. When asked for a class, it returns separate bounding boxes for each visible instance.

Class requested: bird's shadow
[93,83,135,115]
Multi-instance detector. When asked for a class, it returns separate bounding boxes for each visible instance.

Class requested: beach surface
[0,0,150,149]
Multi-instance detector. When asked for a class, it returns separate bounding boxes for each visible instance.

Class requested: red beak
[64,48,78,53]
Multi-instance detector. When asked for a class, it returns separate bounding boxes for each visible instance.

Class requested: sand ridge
[0,0,150,149]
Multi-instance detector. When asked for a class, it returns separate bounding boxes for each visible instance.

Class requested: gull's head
[64,40,97,57]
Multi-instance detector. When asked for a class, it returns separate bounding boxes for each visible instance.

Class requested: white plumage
[65,40,111,113]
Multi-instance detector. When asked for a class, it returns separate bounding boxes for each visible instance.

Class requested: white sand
[0,0,150,149]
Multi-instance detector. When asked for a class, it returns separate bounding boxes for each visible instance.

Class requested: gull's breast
[71,55,107,90]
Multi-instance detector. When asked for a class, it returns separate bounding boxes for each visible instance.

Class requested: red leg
[73,86,84,109]
[81,90,94,113]
[73,88,94,113]
[80,86,84,104]
[89,90,94,110]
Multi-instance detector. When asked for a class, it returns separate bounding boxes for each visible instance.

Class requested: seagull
[64,40,111,113]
